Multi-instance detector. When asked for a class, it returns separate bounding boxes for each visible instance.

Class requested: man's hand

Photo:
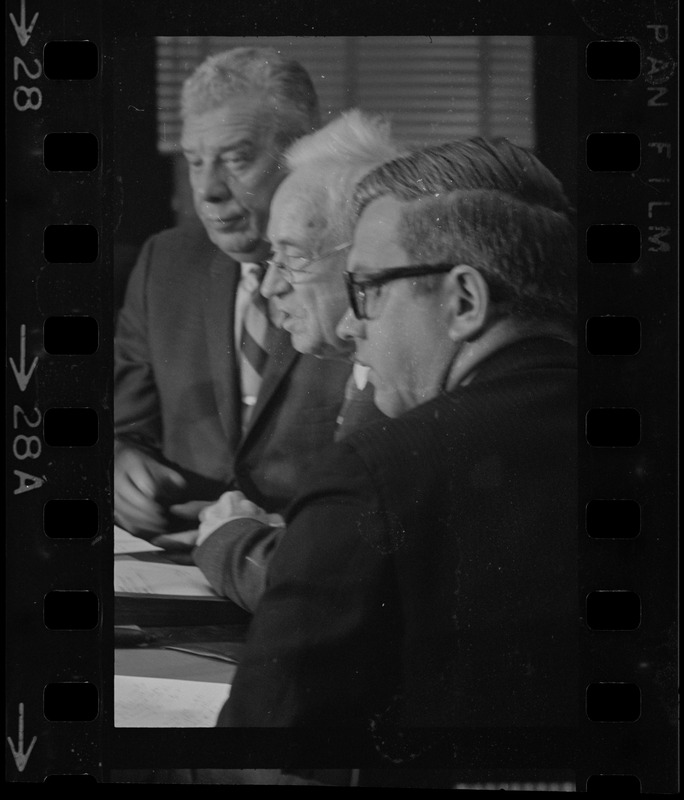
[150,529,200,552]
[114,446,188,538]
[146,500,214,553]
[197,491,285,547]
[169,499,215,523]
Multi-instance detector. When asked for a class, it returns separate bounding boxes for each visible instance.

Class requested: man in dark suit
[114,48,351,537]
[206,139,578,784]
[188,109,399,610]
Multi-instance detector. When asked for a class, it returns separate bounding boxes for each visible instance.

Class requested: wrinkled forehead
[267,172,327,246]
[180,96,275,145]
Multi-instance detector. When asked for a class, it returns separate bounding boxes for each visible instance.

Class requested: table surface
[114,550,246,713]
[116,647,237,684]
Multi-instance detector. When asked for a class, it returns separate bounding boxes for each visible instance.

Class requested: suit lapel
[204,250,242,444]
[241,319,298,443]
[204,253,299,446]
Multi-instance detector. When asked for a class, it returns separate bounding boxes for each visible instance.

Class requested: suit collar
[461,336,577,387]
[205,249,242,444]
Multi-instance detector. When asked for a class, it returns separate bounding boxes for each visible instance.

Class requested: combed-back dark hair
[181,47,320,151]
[353,137,574,217]
[401,189,576,320]
[352,137,576,320]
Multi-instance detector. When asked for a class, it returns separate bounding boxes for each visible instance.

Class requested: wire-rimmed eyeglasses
[344,263,455,320]
[265,241,352,283]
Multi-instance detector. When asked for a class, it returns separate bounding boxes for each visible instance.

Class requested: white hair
[283,109,404,243]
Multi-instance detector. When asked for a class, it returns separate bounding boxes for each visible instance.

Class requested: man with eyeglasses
[189,110,400,611]
[212,138,579,786]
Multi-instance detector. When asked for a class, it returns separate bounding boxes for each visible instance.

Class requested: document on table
[115,675,231,727]
[114,525,164,555]
[115,558,219,597]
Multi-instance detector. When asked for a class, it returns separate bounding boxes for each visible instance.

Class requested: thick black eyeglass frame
[344,263,455,320]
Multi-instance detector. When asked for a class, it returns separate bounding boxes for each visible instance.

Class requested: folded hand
[197,491,284,546]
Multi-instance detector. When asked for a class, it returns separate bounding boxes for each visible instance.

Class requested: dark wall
[534,37,579,206]
[112,37,174,310]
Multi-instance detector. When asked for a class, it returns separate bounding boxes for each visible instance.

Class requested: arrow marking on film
[7,703,37,772]
[9,325,38,392]
[9,0,39,47]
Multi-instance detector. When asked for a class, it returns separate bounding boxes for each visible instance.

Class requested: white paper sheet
[114,558,219,597]
[114,674,231,727]
[114,525,164,554]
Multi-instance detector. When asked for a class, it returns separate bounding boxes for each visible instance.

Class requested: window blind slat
[156,36,534,154]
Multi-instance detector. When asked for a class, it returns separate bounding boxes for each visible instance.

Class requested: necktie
[239,263,270,429]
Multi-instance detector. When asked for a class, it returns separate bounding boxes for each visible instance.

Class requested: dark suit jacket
[114,224,351,515]
[194,380,384,611]
[220,337,578,738]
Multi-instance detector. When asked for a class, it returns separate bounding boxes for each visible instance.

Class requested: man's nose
[196,163,232,204]
[336,307,364,341]
[261,260,291,299]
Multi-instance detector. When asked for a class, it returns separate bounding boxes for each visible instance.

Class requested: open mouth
[207,214,244,230]
[281,313,300,333]
[270,308,288,328]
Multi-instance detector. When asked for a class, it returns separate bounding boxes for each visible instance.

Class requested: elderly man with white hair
[191,110,403,610]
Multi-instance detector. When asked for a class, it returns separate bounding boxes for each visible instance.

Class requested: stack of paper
[114,674,230,727]
[114,523,251,626]
[114,558,219,597]
[114,525,164,555]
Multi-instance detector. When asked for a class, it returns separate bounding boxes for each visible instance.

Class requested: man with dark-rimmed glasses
[215,137,579,788]
[344,262,455,320]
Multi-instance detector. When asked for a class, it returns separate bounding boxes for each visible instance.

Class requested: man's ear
[444,264,490,342]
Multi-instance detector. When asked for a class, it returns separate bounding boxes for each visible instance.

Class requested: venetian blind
[156,36,534,153]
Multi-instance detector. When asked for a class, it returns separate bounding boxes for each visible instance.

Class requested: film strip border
[6,0,108,784]
[577,10,678,793]
[5,0,678,789]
